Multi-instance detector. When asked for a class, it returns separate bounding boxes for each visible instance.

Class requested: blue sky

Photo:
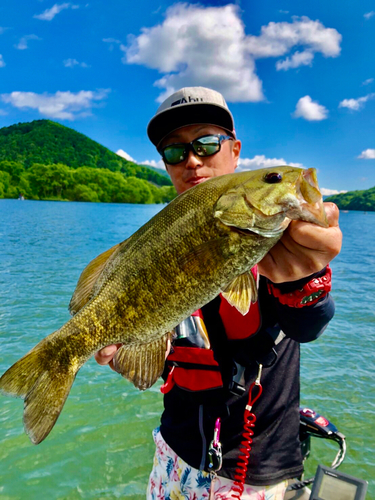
[0,0,374,194]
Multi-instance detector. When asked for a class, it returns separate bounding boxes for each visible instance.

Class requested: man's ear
[232,139,241,170]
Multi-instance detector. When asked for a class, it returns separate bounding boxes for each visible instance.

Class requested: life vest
[161,267,261,395]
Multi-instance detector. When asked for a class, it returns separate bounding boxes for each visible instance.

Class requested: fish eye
[264,172,282,184]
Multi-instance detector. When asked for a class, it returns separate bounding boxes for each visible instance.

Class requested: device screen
[319,473,357,500]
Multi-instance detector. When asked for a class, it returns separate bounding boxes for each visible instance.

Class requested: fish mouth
[291,168,328,227]
[234,217,290,238]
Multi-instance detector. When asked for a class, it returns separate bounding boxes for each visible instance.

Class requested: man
[96,87,342,498]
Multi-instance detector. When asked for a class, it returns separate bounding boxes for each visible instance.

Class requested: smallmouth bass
[0,166,328,444]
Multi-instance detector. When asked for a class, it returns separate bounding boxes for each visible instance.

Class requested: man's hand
[94,344,122,371]
[258,202,342,283]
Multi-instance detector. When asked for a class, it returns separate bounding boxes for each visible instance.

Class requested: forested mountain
[325,187,375,211]
[0,120,176,204]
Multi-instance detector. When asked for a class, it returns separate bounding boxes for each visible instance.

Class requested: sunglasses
[159,134,233,165]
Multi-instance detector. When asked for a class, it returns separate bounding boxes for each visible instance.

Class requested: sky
[0,0,374,194]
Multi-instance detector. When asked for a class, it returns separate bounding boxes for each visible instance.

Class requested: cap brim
[147,103,234,147]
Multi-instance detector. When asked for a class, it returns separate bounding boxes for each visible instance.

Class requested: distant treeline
[0,161,176,204]
[0,120,171,187]
[325,187,375,212]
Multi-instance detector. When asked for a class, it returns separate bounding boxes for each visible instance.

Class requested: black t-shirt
[160,275,335,486]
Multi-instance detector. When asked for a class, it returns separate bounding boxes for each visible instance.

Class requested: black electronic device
[309,465,368,500]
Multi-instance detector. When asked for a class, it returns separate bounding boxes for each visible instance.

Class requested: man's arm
[272,292,335,342]
[257,202,341,343]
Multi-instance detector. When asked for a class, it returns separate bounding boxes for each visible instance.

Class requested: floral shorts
[147,427,288,500]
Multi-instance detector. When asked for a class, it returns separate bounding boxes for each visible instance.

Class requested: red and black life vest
[161,267,262,395]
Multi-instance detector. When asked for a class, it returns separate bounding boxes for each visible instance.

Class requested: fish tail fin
[0,342,78,444]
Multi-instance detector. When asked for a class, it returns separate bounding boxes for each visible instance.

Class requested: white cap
[147,87,235,147]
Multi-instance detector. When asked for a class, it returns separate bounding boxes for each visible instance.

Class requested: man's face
[160,124,241,194]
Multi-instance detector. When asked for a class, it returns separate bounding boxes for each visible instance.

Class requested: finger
[285,202,340,250]
[165,339,171,360]
[323,202,340,227]
[259,238,321,282]
[94,344,121,365]
[287,219,341,253]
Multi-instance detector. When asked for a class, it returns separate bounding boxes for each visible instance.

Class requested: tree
[26,163,74,199]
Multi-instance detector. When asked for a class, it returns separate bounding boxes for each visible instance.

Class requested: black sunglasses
[158,134,233,165]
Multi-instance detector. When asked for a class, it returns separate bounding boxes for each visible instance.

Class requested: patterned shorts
[147,427,287,500]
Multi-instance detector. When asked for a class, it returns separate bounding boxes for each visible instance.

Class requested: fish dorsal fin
[113,333,170,390]
[221,271,258,315]
[69,243,121,315]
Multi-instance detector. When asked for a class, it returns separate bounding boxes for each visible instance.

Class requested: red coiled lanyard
[231,363,263,499]
[208,364,263,499]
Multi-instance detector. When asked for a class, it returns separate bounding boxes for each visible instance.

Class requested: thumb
[323,202,340,227]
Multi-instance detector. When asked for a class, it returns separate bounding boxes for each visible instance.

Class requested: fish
[0,166,328,444]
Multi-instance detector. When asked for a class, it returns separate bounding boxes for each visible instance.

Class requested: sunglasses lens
[161,135,227,165]
[163,145,187,164]
[193,136,220,157]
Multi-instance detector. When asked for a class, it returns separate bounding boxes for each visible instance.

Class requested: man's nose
[185,149,203,169]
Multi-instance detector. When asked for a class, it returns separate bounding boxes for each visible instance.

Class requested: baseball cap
[147,87,235,147]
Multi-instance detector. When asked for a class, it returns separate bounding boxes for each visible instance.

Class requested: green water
[0,200,374,498]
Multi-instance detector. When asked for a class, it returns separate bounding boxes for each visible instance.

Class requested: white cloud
[364,11,375,20]
[246,15,341,59]
[140,159,166,170]
[358,149,375,159]
[362,78,374,86]
[339,93,375,111]
[1,90,109,120]
[116,149,135,162]
[63,58,89,68]
[0,55,5,68]
[123,5,342,102]
[116,151,166,170]
[0,109,7,116]
[237,155,304,171]
[276,50,314,71]
[14,34,41,50]
[103,38,122,51]
[124,4,263,103]
[321,188,347,196]
[293,95,328,121]
[103,38,121,44]
[34,3,78,21]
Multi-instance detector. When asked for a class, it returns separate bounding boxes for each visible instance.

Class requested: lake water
[0,199,374,499]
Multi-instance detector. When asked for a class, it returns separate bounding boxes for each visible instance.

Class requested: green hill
[0,120,170,184]
[0,120,176,204]
[325,186,375,211]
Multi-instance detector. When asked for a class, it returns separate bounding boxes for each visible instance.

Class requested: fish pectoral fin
[112,333,170,391]
[221,271,258,315]
[69,242,122,315]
